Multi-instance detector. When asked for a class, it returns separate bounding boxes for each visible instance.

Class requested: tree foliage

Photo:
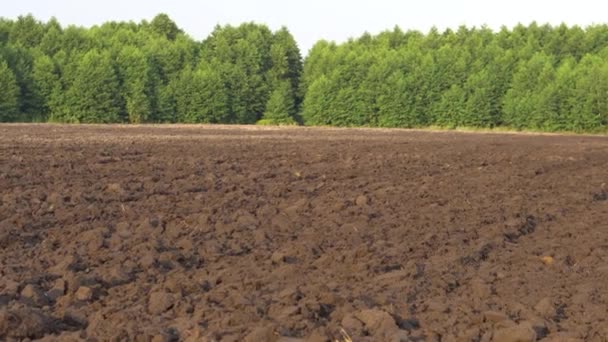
[0,15,302,124]
[117,46,151,123]
[1,15,608,132]
[262,81,297,124]
[59,50,122,123]
[299,23,608,132]
[174,65,229,123]
[0,59,20,121]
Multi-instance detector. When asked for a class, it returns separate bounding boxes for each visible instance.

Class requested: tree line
[302,24,608,132]
[1,15,608,132]
[0,14,301,124]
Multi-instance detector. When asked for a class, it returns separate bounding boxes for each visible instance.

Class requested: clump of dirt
[592,190,608,202]
[1,124,608,341]
[0,306,59,339]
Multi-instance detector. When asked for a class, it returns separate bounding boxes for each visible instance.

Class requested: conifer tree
[568,55,608,131]
[377,72,420,127]
[432,85,466,128]
[117,46,151,123]
[175,65,229,123]
[31,53,60,120]
[463,69,499,127]
[544,59,576,130]
[261,81,297,124]
[270,27,302,105]
[502,53,555,129]
[149,14,182,41]
[1,45,39,120]
[302,75,334,125]
[9,14,45,48]
[0,59,20,121]
[63,50,122,123]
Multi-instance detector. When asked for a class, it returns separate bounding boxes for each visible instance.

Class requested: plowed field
[1,124,607,341]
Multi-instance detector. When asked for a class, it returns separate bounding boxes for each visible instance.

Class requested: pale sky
[3,0,607,54]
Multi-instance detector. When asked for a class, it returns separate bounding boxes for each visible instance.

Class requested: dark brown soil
[1,124,607,342]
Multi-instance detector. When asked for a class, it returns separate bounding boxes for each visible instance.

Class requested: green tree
[149,14,182,41]
[432,85,466,128]
[269,27,302,105]
[117,46,151,123]
[301,75,334,125]
[39,17,63,56]
[174,65,229,123]
[9,14,45,48]
[376,72,421,128]
[201,23,286,123]
[462,69,499,127]
[568,55,608,131]
[424,44,470,124]
[31,53,60,120]
[261,81,297,124]
[60,50,122,123]
[299,40,337,99]
[154,83,177,123]
[502,53,556,129]
[1,45,41,120]
[59,26,91,55]
[533,59,575,131]
[144,35,198,122]
[0,59,20,121]
[0,18,12,44]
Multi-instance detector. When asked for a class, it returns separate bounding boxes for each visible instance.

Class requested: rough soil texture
[1,124,608,342]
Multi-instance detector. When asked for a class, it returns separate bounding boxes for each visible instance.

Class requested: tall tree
[149,14,182,41]
[432,85,466,128]
[117,46,151,123]
[39,17,63,56]
[376,72,422,127]
[0,18,13,44]
[269,27,302,105]
[31,53,60,121]
[60,50,122,123]
[174,65,229,123]
[462,69,499,127]
[502,53,556,129]
[1,45,41,120]
[301,75,335,125]
[9,14,45,48]
[261,81,297,124]
[568,55,608,131]
[0,59,20,121]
